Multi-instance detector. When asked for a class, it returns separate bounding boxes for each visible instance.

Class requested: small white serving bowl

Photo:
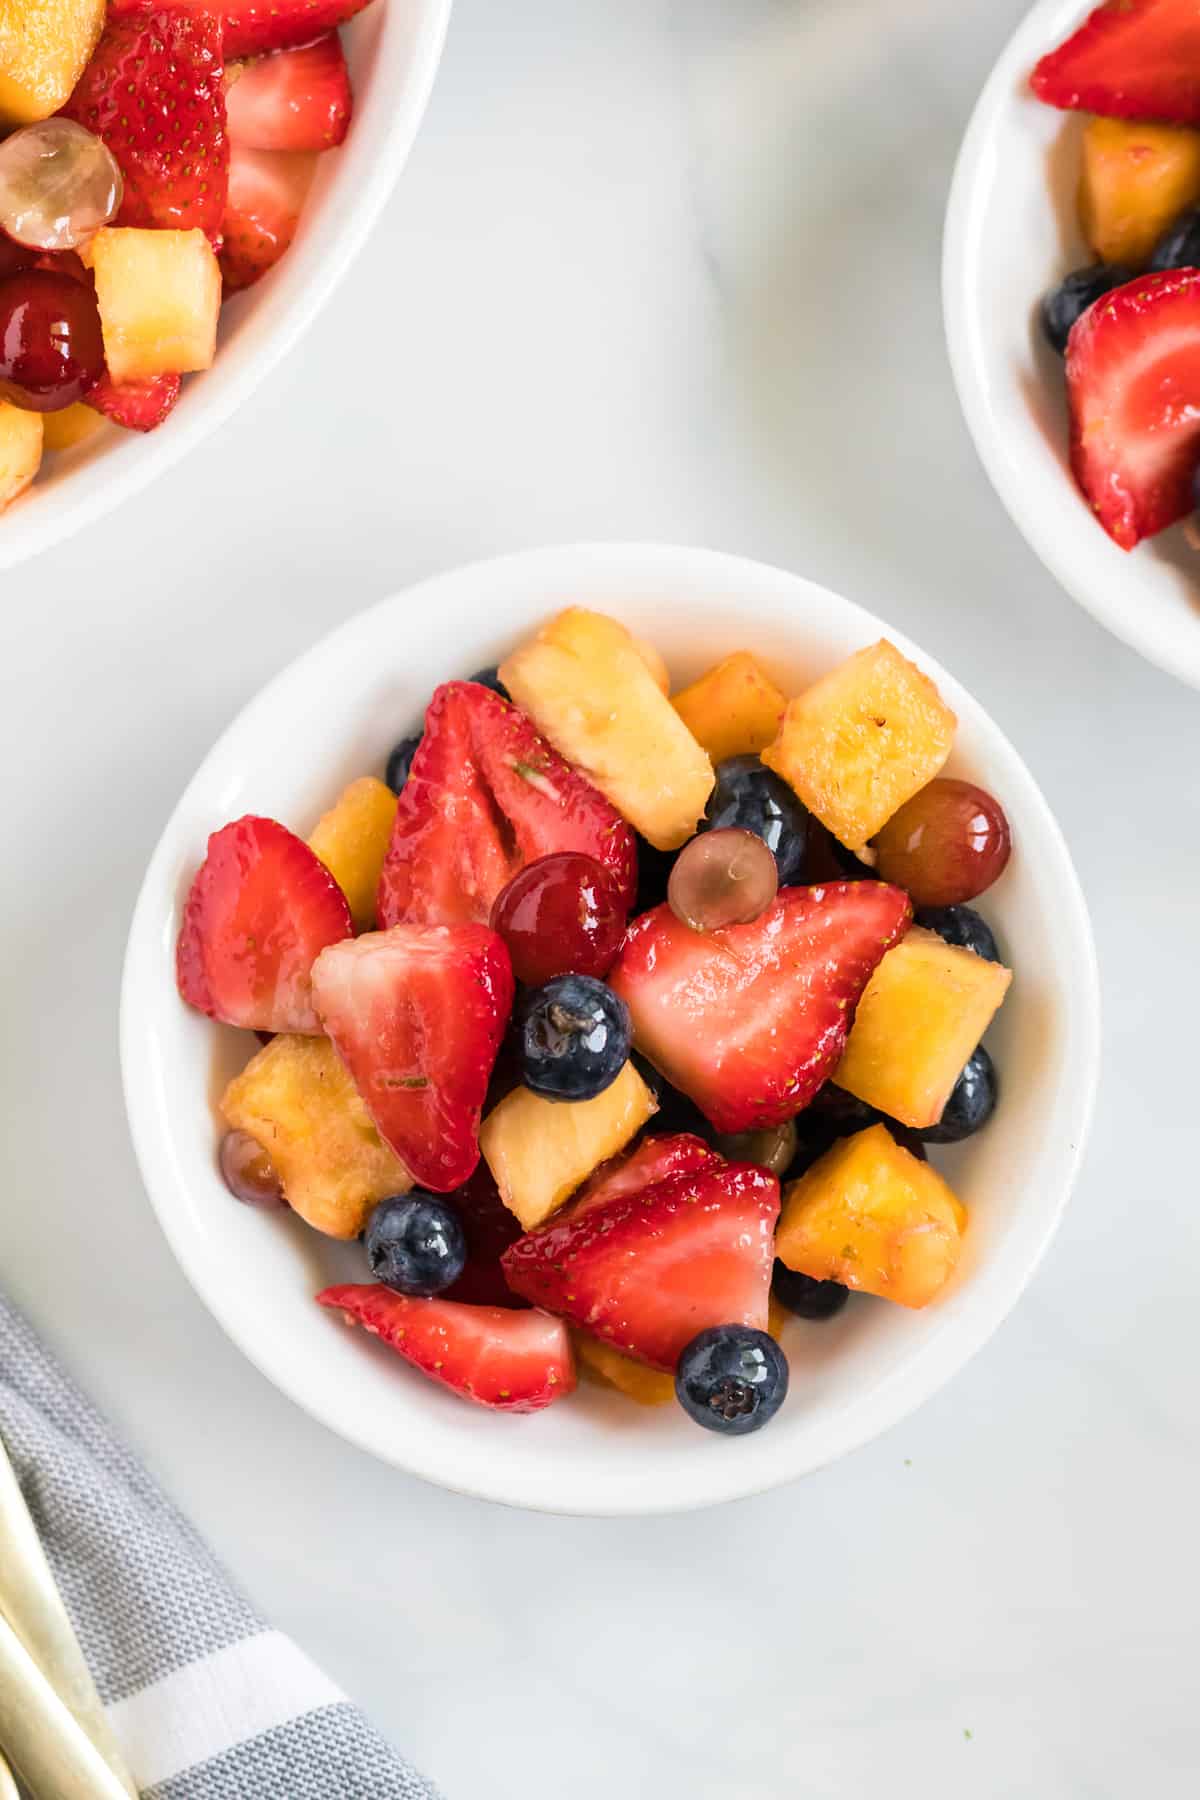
[121,543,1100,1515]
[944,0,1200,691]
[0,0,451,573]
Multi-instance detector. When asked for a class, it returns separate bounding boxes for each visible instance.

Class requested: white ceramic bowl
[944,0,1200,690]
[0,0,451,573]
[121,543,1100,1514]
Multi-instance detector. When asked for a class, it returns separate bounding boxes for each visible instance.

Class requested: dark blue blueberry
[635,835,676,913]
[826,835,880,882]
[916,904,1001,964]
[519,975,631,1101]
[1148,207,1200,273]
[630,1054,710,1138]
[921,1046,997,1144]
[385,732,422,795]
[468,666,510,700]
[1040,263,1132,356]
[365,1194,466,1296]
[674,1326,788,1435]
[772,1263,849,1321]
[786,1090,924,1179]
[703,756,811,886]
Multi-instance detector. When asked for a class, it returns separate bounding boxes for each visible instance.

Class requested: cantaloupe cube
[762,640,955,851]
[41,403,104,452]
[835,927,1011,1129]
[777,1124,965,1309]
[1079,117,1200,268]
[221,1034,411,1239]
[671,652,787,765]
[0,402,42,508]
[85,228,220,383]
[499,608,714,850]
[308,777,397,932]
[0,0,104,125]
[481,1059,657,1230]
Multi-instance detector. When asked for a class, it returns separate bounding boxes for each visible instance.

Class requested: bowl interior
[943,0,1200,690]
[121,543,1099,1514]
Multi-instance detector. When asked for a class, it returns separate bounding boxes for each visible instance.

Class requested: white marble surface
[1,1,1197,1794]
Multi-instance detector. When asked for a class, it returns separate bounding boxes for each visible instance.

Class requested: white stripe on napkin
[106,1630,343,1791]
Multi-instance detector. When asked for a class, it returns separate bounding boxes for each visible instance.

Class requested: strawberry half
[122,0,374,57]
[310,924,515,1192]
[441,1162,529,1308]
[377,682,638,931]
[176,816,353,1032]
[568,1132,721,1222]
[609,883,912,1135]
[226,33,351,151]
[1031,0,1200,125]
[85,371,182,432]
[219,144,316,290]
[62,9,229,237]
[501,1163,780,1371]
[317,1286,575,1412]
[1066,269,1200,549]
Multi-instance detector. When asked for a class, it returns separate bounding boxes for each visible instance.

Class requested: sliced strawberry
[502,1163,780,1371]
[176,816,353,1032]
[62,9,228,237]
[310,924,514,1193]
[377,682,638,931]
[442,1162,529,1308]
[1031,0,1200,125]
[85,371,182,432]
[117,0,373,57]
[226,33,351,151]
[568,1132,720,1222]
[1066,269,1200,549]
[219,144,316,290]
[609,883,912,1135]
[317,1286,575,1412]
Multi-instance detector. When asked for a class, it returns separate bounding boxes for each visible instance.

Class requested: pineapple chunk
[1080,117,1200,268]
[41,403,104,453]
[777,1124,965,1310]
[762,640,956,851]
[85,228,220,383]
[308,777,397,932]
[575,1333,675,1405]
[0,403,43,509]
[835,927,1011,1129]
[633,636,670,695]
[499,608,714,850]
[221,1035,411,1239]
[671,652,787,765]
[0,0,104,125]
[481,1060,656,1230]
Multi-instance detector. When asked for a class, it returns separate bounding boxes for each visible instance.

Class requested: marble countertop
[2,1,1197,1794]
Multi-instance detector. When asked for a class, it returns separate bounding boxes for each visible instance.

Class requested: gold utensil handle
[0,1609,133,1800]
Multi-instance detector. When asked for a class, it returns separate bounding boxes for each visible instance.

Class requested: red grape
[219,1130,286,1209]
[668,827,778,932]
[490,853,626,985]
[0,270,104,410]
[714,1119,797,1175]
[872,778,1011,907]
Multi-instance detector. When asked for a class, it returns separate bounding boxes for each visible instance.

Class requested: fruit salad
[0,0,371,510]
[175,610,1014,1437]
[1032,0,1200,551]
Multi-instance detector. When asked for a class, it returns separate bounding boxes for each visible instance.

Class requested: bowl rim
[120,541,1102,1514]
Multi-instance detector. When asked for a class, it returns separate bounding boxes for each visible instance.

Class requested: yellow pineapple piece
[762,640,956,851]
[84,228,220,383]
[575,1334,675,1405]
[835,927,1011,1130]
[0,403,42,509]
[0,0,104,125]
[1079,117,1200,268]
[633,636,670,695]
[481,1060,656,1230]
[499,608,714,850]
[777,1124,965,1310]
[671,652,787,765]
[41,403,104,453]
[308,777,397,932]
[221,1034,410,1239]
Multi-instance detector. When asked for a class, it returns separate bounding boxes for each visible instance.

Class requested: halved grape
[0,119,122,252]
[668,827,778,933]
[714,1119,797,1176]
[219,1130,286,1209]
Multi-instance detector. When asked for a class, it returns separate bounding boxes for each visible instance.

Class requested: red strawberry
[442,1163,528,1309]
[226,33,351,151]
[218,144,316,290]
[116,0,373,58]
[317,1286,575,1412]
[85,370,182,432]
[176,816,353,1032]
[501,1163,780,1371]
[62,9,228,237]
[310,924,515,1193]
[1031,0,1200,124]
[568,1132,720,1222]
[609,883,912,1134]
[1066,269,1200,549]
[377,682,638,931]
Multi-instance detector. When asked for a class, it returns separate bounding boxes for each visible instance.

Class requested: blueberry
[772,1263,849,1321]
[675,1326,788,1435]
[519,975,631,1101]
[1040,264,1132,356]
[825,836,880,882]
[635,835,676,912]
[703,756,811,885]
[786,1089,924,1179]
[385,732,422,795]
[630,1054,710,1137]
[365,1194,466,1296]
[1148,207,1200,272]
[469,666,510,700]
[915,904,1001,964]
[921,1046,997,1144]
